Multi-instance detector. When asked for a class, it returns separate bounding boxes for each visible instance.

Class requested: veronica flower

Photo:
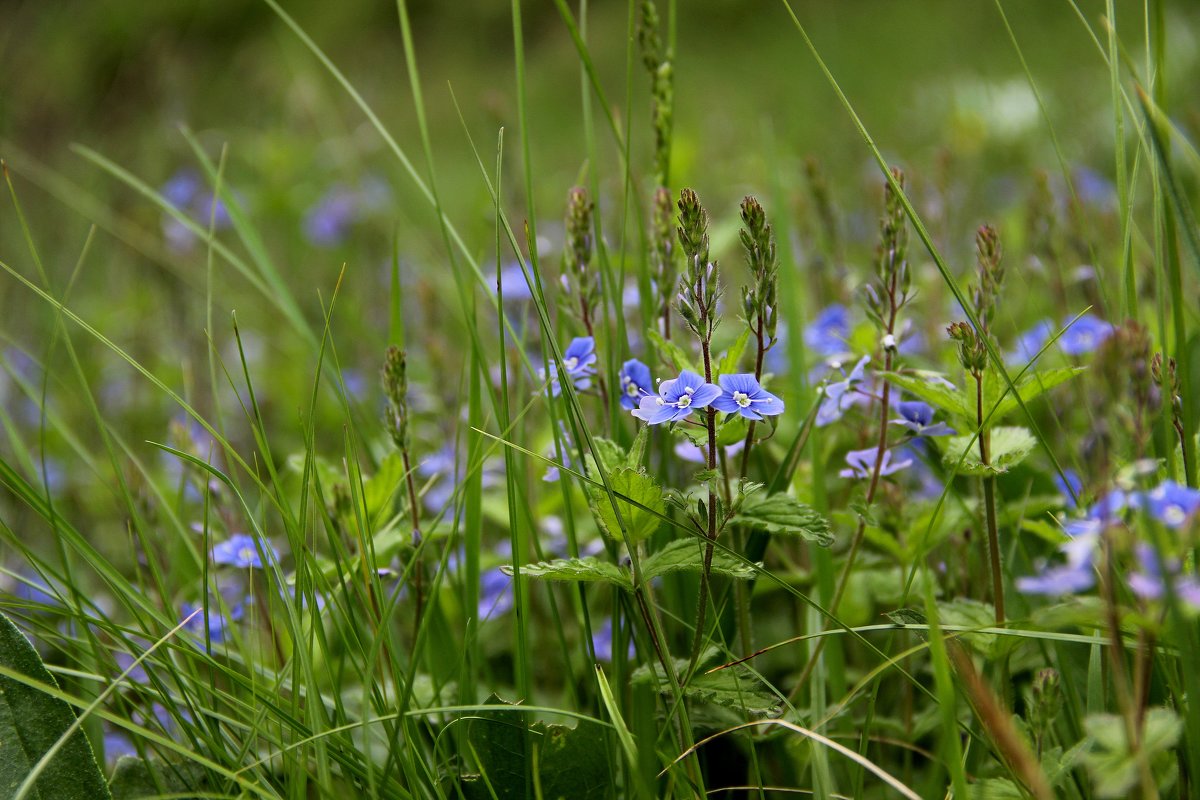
[1016,530,1099,596]
[803,304,850,358]
[180,601,243,646]
[711,374,784,421]
[304,187,358,247]
[1128,544,1200,608]
[817,355,870,427]
[591,618,636,662]
[1007,319,1053,365]
[418,445,503,513]
[839,447,912,479]
[1058,314,1113,356]
[890,401,955,437]
[542,336,597,397]
[1130,481,1200,528]
[212,533,277,569]
[479,567,513,620]
[631,370,720,425]
[618,359,654,410]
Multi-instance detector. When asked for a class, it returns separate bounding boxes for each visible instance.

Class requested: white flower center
[238,547,256,564]
[563,357,578,370]
[676,394,692,408]
[1164,505,1187,526]
[733,391,751,408]
[625,382,639,397]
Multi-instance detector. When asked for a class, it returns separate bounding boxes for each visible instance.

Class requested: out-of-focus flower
[1058,314,1113,356]
[1130,481,1200,528]
[817,356,869,427]
[542,336,597,397]
[890,401,955,437]
[1054,469,1083,510]
[803,304,850,358]
[304,187,358,247]
[1128,544,1200,608]
[479,567,513,620]
[839,447,912,479]
[1007,319,1053,365]
[591,617,635,662]
[212,533,277,569]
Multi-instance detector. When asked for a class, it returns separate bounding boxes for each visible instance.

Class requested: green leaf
[879,371,971,419]
[646,329,698,374]
[107,757,210,799]
[936,599,1017,660]
[631,650,780,716]
[986,367,1085,420]
[460,695,612,800]
[586,467,666,544]
[623,427,648,469]
[0,611,111,800]
[363,451,406,523]
[732,493,833,546]
[716,414,749,446]
[504,557,632,591]
[588,437,627,475]
[642,538,759,582]
[943,426,1037,476]
[716,328,751,376]
[1082,708,1181,799]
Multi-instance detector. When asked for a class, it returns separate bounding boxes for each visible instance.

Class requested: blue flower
[803,304,850,358]
[839,447,912,479]
[1007,319,1053,365]
[162,169,201,208]
[180,601,243,645]
[890,401,955,437]
[1131,481,1200,528]
[418,445,503,513]
[479,567,513,620]
[304,187,358,247]
[1128,544,1200,607]
[711,374,784,421]
[1015,562,1097,595]
[816,356,870,427]
[542,336,597,397]
[1054,469,1083,510]
[1059,314,1113,356]
[591,618,635,662]
[212,533,277,569]
[631,369,721,425]
[618,359,654,410]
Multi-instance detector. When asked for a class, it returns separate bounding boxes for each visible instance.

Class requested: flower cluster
[630,369,783,425]
[1018,481,1200,606]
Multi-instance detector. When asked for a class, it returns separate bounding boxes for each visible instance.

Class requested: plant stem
[974,370,1005,624]
[401,449,425,637]
[688,301,719,675]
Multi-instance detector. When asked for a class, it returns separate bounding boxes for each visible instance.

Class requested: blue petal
[689,383,722,408]
[718,373,759,395]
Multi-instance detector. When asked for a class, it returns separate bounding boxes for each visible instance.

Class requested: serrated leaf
[631,650,780,716]
[647,329,698,374]
[642,538,760,582]
[732,493,833,546]
[943,426,1037,476]
[693,468,720,484]
[986,367,1085,420]
[624,427,648,469]
[589,437,627,475]
[586,467,666,544]
[504,557,632,591]
[937,599,1017,660]
[460,694,611,800]
[0,611,111,800]
[1083,708,1182,799]
[879,371,971,419]
[717,328,751,376]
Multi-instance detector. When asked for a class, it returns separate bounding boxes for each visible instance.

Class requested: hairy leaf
[732,493,833,546]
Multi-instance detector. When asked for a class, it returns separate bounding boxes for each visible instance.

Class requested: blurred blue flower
[631,369,720,425]
[890,401,955,437]
[159,169,233,253]
[479,567,513,620]
[212,533,277,569]
[618,359,653,410]
[102,729,138,767]
[1128,544,1200,607]
[1015,561,1096,595]
[1054,469,1083,510]
[180,601,243,645]
[304,187,358,247]
[711,374,784,421]
[492,260,536,302]
[542,336,597,397]
[1007,319,1053,365]
[674,439,744,464]
[1058,314,1113,356]
[816,356,869,427]
[840,447,912,479]
[162,169,201,208]
[591,617,635,662]
[1073,166,1115,209]
[418,445,502,514]
[803,304,850,358]
[1130,481,1200,528]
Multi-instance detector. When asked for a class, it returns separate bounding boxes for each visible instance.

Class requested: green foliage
[504,557,632,591]
[642,538,759,581]
[646,329,698,374]
[1082,708,1182,798]
[731,492,833,546]
[0,611,111,800]
[107,757,210,800]
[586,467,666,543]
[943,426,1037,475]
[458,695,612,800]
[632,651,781,716]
